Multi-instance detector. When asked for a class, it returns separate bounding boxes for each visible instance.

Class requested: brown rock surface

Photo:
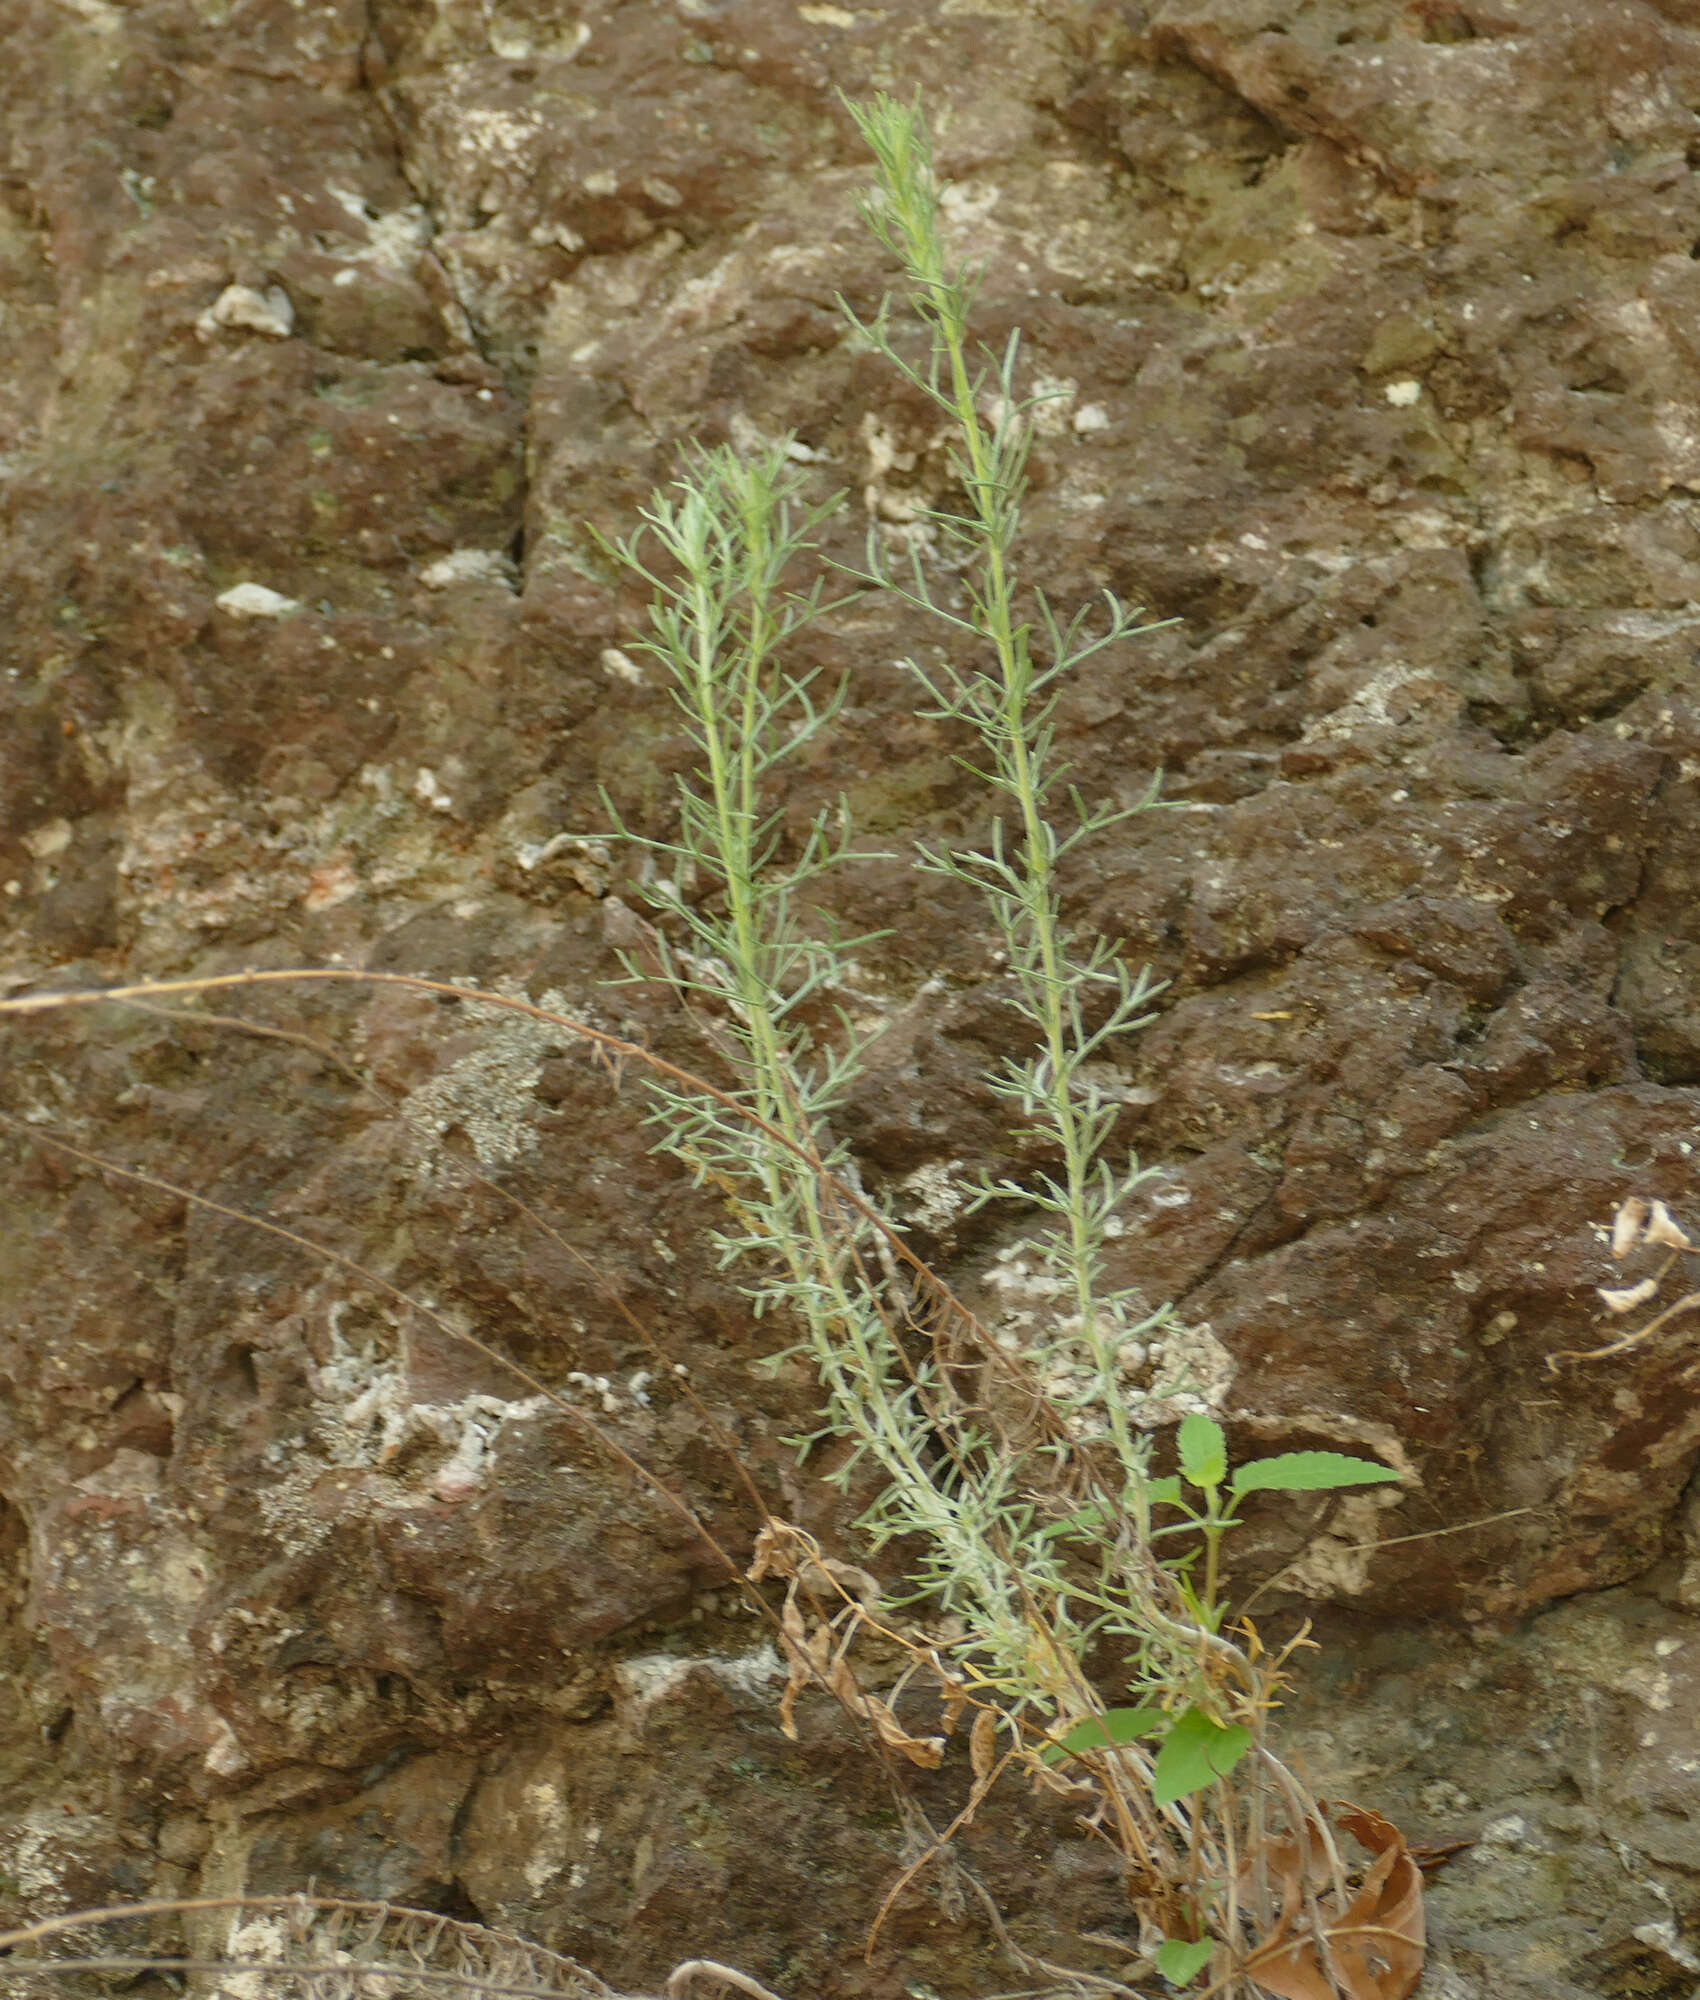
[7,2,1700,1994]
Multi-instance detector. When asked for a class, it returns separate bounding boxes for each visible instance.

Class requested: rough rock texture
[7,1,1700,1995]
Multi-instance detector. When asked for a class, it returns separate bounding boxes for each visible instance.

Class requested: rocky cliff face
[6,3,1700,1994]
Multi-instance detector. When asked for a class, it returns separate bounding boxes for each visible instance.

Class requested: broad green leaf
[1151,1704,1253,1806]
[1177,1412,1227,1489]
[1231,1451,1401,1495]
[1038,1705,1165,1765]
[1145,1475,1184,1507]
[1154,1938,1214,1986]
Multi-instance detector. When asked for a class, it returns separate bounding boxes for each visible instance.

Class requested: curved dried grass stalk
[0,1900,829,2000]
[0,1897,618,2000]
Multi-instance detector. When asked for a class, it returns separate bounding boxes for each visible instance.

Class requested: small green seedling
[1147,1413,1403,1637]
[1039,1416,1399,1815]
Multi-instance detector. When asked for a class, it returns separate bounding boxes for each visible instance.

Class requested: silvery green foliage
[595,95,1409,1991]
[594,435,1056,1700]
[594,91,1200,1704]
[841,94,1182,1476]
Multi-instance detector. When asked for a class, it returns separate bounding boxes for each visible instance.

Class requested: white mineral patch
[215,582,302,619]
[1301,658,1436,743]
[939,178,1001,226]
[520,1778,569,1891]
[326,187,433,274]
[21,817,72,859]
[419,548,517,590]
[202,1717,249,1776]
[73,1446,162,1499]
[566,1370,620,1416]
[258,1301,552,1546]
[894,1159,969,1233]
[458,106,542,166]
[55,0,124,27]
[219,1915,289,2000]
[197,283,294,340]
[1474,1814,1533,1850]
[615,1645,783,1720]
[397,985,574,1166]
[1282,1489,1404,1599]
[1139,1319,1237,1420]
[615,1656,693,1712]
[1026,374,1079,435]
[413,766,454,812]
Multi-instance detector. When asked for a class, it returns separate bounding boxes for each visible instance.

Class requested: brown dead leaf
[1236,1810,1333,1937]
[1327,1806,1424,1998]
[752,1521,945,1765]
[937,1671,968,1738]
[825,1657,943,1768]
[969,1706,998,1779]
[748,1519,804,1585]
[1243,1803,1424,2000]
[1612,1195,1650,1259]
[1408,1837,1473,1875]
[1647,1200,1694,1251]
[779,1593,808,1649]
[803,1555,882,1608]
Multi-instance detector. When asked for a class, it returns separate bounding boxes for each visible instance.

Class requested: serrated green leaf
[1177,1413,1227,1489]
[1154,1938,1214,1986]
[1230,1451,1401,1495]
[1037,1705,1165,1765]
[1146,1475,1184,1507]
[1151,1705,1253,1806]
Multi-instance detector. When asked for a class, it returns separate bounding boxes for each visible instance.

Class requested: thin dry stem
[664,1964,790,2000]
[1547,1286,1700,1369]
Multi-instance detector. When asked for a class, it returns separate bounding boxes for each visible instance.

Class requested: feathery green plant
[840,95,1176,1492]
[596,92,1413,1999]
